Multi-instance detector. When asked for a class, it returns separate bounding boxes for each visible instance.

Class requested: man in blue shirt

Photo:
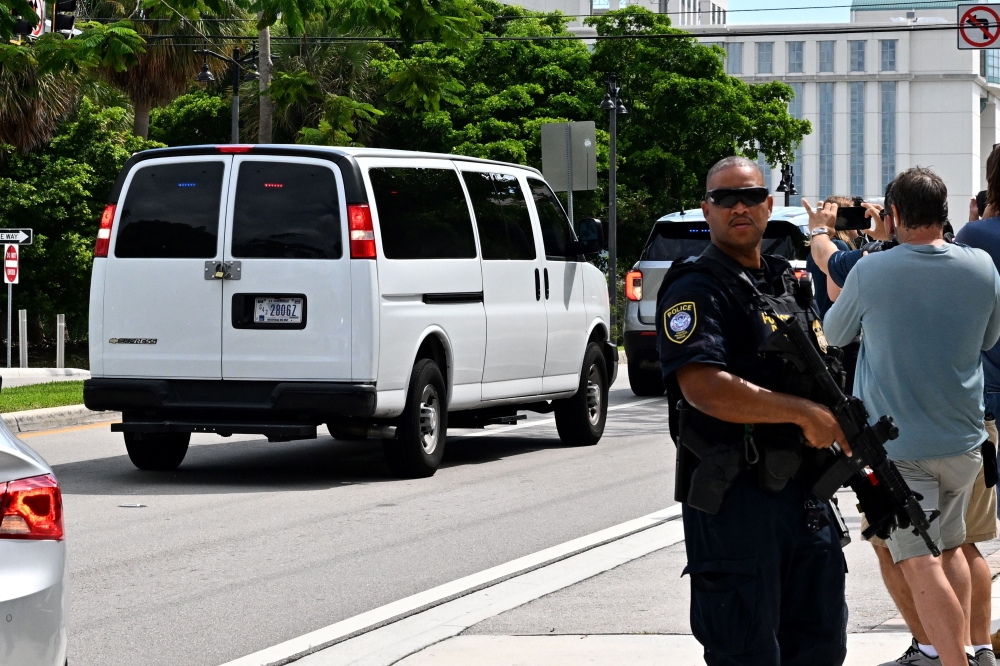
[824,167,1000,666]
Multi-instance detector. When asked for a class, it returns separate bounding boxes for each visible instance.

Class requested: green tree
[149,88,231,145]
[0,98,160,339]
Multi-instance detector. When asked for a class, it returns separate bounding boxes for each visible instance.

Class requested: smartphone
[977,190,987,218]
[834,206,870,230]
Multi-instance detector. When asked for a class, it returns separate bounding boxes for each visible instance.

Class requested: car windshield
[642,220,807,262]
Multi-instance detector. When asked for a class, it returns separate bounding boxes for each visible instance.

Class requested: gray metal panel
[541,122,597,192]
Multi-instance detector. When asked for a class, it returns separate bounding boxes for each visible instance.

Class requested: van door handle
[544,268,549,300]
[204,261,241,280]
[534,269,541,301]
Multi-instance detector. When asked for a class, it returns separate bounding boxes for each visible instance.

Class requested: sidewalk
[0,367,90,387]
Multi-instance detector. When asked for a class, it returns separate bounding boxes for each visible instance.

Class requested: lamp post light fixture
[775,163,797,207]
[600,72,627,340]
[194,46,259,143]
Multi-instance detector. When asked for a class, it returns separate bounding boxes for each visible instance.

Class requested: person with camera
[823,167,1000,666]
[658,156,850,666]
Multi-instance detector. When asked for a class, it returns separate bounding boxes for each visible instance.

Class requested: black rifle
[761,310,941,556]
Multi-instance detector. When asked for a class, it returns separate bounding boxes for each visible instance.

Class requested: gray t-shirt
[823,242,1000,460]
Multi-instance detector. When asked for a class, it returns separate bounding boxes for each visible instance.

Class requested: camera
[858,238,899,253]
[835,197,872,231]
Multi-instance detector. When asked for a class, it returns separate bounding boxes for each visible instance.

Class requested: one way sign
[0,229,33,245]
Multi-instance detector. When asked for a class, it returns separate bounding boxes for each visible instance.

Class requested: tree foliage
[0,98,160,338]
[149,88,231,145]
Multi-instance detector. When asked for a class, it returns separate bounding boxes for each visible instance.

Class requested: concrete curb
[2,404,119,434]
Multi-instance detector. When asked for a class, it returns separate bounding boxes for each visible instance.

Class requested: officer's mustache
[728,214,754,225]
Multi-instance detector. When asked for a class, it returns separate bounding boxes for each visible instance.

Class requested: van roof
[109,145,544,205]
[656,206,809,224]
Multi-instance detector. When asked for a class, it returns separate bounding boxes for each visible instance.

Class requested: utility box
[541,121,598,193]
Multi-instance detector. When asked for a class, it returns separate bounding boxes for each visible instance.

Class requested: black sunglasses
[705,187,769,208]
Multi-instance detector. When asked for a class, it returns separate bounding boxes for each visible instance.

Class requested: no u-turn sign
[959,4,1000,48]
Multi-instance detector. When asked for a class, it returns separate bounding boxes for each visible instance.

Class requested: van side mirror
[578,218,604,255]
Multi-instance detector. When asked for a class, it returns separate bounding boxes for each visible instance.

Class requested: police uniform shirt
[657,252,795,444]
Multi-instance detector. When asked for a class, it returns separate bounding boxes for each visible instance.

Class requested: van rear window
[643,221,807,262]
[115,162,224,258]
[232,162,342,259]
[369,167,477,260]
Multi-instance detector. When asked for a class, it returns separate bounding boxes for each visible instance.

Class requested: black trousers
[682,475,848,666]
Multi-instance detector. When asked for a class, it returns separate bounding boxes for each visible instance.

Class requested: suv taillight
[0,474,63,540]
[625,270,643,301]
[95,204,116,258]
[348,204,376,259]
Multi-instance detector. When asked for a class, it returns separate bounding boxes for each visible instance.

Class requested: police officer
[658,156,850,666]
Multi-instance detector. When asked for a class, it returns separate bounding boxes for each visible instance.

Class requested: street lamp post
[775,163,798,207]
[195,46,259,143]
[600,73,627,342]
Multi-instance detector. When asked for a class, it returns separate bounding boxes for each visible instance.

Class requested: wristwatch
[810,227,831,237]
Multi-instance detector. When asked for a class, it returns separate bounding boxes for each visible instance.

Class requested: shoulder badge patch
[664,302,697,344]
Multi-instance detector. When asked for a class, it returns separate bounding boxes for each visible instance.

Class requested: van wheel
[555,343,608,446]
[123,432,190,471]
[383,359,447,478]
[627,362,664,396]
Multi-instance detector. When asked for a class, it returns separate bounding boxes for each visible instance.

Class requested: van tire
[123,432,190,471]
[383,359,447,478]
[554,343,608,446]
[627,363,665,396]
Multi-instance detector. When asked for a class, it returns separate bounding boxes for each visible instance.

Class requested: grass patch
[0,381,84,413]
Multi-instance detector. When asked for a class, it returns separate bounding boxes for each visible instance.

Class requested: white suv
[85,145,617,477]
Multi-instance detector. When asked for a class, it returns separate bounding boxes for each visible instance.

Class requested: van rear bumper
[84,378,377,422]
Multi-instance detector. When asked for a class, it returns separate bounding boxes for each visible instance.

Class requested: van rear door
[101,156,230,378]
[221,156,352,380]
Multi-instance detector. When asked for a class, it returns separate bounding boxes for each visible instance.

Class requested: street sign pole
[7,282,11,369]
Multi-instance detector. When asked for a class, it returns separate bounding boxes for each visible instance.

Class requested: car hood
[0,422,52,482]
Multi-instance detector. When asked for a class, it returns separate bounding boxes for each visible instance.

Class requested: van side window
[527,179,577,260]
[369,168,477,259]
[462,172,537,261]
[232,162,342,259]
[115,162,224,258]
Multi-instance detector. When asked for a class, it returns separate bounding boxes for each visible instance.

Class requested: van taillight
[348,204,376,259]
[216,145,254,154]
[95,204,116,258]
[625,270,643,301]
[0,474,64,541]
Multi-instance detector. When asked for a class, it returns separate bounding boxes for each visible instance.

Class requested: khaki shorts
[862,454,997,549]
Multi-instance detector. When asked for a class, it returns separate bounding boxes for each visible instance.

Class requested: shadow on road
[51,428,578,496]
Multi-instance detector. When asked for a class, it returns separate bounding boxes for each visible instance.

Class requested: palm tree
[0,44,79,152]
[85,0,251,138]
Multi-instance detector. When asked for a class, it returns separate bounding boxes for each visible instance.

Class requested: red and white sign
[4,245,19,285]
[959,4,1000,49]
[28,0,45,38]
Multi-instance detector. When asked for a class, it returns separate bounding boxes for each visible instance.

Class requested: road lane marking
[16,420,119,439]
[218,503,683,666]
[450,397,664,441]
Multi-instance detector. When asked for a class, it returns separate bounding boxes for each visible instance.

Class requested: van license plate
[255,298,303,324]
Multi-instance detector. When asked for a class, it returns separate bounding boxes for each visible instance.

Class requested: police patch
[664,302,697,344]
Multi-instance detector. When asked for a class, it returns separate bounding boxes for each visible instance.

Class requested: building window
[850,40,866,72]
[881,81,896,191]
[820,82,835,199]
[592,0,610,10]
[983,50,1000,83]
[726,42,743,75]
[757,150,770,187]
[757,42,773,74]
[880,40,896,72]
[850,81,865,196]
[789,82,804,193]
[788,41,804,73]
[819,41,835,73]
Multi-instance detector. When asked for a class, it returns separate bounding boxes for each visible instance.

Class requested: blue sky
[726,0,851,24]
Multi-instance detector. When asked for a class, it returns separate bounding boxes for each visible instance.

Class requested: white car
[0,427,67,666]
[85,146,617,477]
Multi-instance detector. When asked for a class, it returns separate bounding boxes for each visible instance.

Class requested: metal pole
[231,47,241,143]
[18,309,27,369]
[609,102,618,342]
[56,314,64,370]
[6,283,10,369]
[565,124,574,228]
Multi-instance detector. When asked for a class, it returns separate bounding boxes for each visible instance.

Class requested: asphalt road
[26,375,676,666]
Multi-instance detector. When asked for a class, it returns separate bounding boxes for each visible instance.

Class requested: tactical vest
[660,245,844,513]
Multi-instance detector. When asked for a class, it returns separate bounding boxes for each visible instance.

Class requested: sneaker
[878,639,939,666]
[974,648,997,666]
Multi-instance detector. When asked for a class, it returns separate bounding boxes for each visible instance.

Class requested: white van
[85,145,617,477]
